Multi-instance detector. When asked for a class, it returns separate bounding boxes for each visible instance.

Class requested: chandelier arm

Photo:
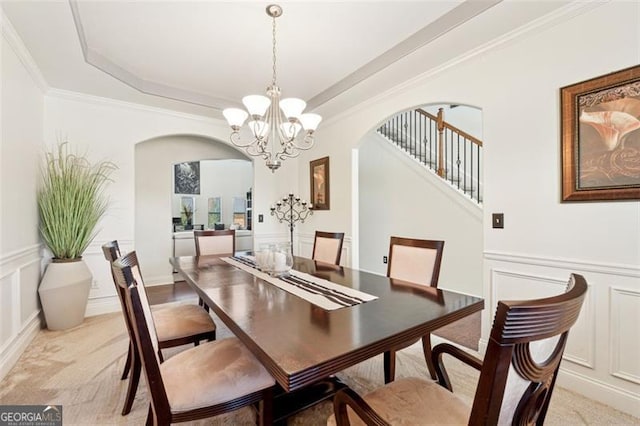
[230,132,261,149]
[287,133,316,151]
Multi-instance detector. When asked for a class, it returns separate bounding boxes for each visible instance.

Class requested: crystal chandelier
[222,4,322,172]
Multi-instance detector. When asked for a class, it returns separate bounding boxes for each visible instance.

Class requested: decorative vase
[38,258,92,330]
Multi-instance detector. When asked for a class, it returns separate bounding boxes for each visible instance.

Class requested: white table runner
[222,256,377,311]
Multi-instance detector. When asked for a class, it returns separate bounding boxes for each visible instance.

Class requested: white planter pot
[38,258,92,330]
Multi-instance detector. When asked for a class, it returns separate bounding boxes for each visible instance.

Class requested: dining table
[170,253,484,423]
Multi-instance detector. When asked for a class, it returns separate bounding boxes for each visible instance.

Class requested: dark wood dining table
[170,254,484,421]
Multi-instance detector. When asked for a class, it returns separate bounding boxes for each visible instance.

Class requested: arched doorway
[355,103,483,296]
[133,134,252,285]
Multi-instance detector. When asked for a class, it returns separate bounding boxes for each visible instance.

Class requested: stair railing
[377,107,483,203]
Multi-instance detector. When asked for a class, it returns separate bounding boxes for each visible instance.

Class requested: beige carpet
[0,309,637,425]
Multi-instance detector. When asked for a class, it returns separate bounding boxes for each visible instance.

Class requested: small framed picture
[174,161,200,194]
[310,156,330,210]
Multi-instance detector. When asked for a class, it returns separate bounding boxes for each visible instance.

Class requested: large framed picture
[560,65,640,201]
[174,161,200,194]
[310,156,330,210]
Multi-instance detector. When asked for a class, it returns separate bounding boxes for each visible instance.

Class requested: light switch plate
[258,214,264,223]
[492,213,504,229]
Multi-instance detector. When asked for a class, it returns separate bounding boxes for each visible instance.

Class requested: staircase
[377,108,483,204]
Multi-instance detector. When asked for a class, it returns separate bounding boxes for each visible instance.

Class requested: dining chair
[383,236,445,383]
[329,273,588,426]
[101,241,216,415]
[193,230,236,310]
[312,231,345,265]
[112,252,275,426]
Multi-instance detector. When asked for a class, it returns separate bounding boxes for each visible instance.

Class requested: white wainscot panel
[610,287,640,384]
[19,261,41,323]
[0,274,13,345]
[491,269,595,368]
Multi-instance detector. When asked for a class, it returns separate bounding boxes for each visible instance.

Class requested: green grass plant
[37,143,117,260]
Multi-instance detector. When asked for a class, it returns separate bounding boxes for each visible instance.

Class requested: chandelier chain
[272,15,277,87]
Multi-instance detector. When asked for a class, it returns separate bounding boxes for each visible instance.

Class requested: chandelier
[222,4,322,172]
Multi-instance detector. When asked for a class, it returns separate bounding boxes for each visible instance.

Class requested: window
[208,197,221,228]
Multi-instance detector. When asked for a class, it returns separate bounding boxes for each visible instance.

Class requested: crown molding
[319,0,603,129]
[46,88,225,124]
[1,9,49,93]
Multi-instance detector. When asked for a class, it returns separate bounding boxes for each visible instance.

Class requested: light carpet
[0,309,637,425]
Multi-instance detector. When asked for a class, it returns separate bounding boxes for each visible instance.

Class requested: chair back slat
[194,230,235,256]
[470,274,588,425]
[312,232,345,265]
[112,251,170,420]
[112,252,160,358]
[387,237,444,287]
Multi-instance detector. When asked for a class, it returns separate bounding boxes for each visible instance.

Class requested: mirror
[172,159,253,231]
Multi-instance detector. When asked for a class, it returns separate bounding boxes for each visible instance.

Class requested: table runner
[222,256,377,311]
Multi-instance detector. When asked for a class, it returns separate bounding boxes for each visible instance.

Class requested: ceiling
[2,1,573,120]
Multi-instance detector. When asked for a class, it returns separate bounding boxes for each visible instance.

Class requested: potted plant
[37,142,116,330]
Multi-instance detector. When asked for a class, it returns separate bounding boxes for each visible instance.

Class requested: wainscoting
[484,251,640,417]
[0,244,42,380]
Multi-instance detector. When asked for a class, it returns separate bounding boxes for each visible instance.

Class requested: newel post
[437,108,445,177]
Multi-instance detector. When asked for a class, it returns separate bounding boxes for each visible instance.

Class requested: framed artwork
[310,156,330,210]
[180,196,195,225]
[174,161,200,194]
[561,65,640,201]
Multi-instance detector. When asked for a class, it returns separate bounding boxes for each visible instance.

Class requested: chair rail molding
[484,250,640,277]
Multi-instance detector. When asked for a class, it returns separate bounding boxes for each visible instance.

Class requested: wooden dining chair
[194,229,236,256]
[329,273,588,426]
[312,231,345,265]
[193,230,236,310]
[383,236,445,383]
[101,241,216,415]
[112,253,275,426]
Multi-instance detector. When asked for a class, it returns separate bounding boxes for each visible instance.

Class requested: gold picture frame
[560,65,640,201]
[310,156,330,210]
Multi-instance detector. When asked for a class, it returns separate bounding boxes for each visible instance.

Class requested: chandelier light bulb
[279,98,307,119]
[299,113,322,131]
[223,108,249,128]
[242,95,271,117]
[280,122,302,139]
[248,120,269,138]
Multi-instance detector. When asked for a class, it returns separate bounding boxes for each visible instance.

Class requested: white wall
[359,131,482,296]
[136,136,251,285]
[297,1,640,416]
[43,93,297,316]
[170,159,253,228]
[0,14,46,379]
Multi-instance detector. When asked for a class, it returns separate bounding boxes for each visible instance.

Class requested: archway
[355,103,483,296]
[134,134,252,285]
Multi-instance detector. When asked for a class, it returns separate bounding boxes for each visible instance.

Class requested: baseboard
[0,312,42,381]
[557,368,640,418]
[85,295,121,317]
